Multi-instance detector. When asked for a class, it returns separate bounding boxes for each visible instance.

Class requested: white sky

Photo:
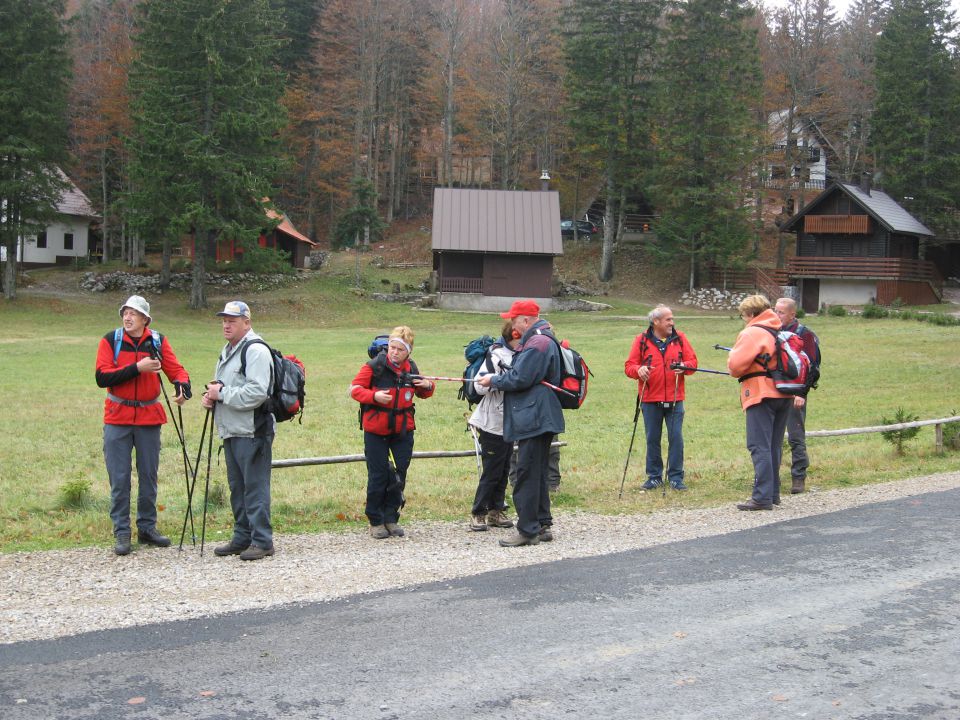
[761,0,960,23]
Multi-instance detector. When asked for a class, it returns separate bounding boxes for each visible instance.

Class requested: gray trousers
[786,400,809,481]
[745,398,791,506]
[224,436,274,549]
[103,424,162,537]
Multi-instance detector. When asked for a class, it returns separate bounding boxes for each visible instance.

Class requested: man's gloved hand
[174,381,192,400]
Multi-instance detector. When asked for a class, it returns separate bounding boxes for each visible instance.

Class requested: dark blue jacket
[490,319,565,441]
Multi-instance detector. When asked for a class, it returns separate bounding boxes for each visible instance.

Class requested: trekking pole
[713,344,732,352]
[671,363,730,376]
[665,352,682,498]
[156,376,196,544]
[468,424,483,483]
[411,374,577,398]
[199,404,216,556]
[179,407,210,550]
[618,381,646,500]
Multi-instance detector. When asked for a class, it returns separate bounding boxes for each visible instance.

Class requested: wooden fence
[808,415,960,453]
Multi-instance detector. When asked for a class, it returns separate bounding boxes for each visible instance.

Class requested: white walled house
[0,169,98,267]
[761,109,829,190]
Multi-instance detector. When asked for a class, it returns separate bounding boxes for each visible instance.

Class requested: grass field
[1,256,958,552]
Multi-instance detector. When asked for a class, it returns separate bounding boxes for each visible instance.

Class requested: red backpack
[740,327,810,396]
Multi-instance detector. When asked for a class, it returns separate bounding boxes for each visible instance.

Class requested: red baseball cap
[500,299,540,319]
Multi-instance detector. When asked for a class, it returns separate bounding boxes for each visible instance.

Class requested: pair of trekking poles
[155,372,217,555]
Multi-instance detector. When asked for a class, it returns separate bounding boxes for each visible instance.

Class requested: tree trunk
[100,149,109,264]
[599,175,616,282]
[160,234,171,290]
[190,230,208,309]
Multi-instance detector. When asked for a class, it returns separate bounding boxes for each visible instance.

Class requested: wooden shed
[431,187,562,311]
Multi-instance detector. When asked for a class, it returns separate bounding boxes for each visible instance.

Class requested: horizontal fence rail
[274,442,567,469]
[786,256,941,283]
[808,415,960,453]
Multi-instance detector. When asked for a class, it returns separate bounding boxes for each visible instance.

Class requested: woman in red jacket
[94,295,191,555]
[350,326,434,539]
[727,294,799,510]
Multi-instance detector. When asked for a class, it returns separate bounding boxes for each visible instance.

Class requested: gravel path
[4,471,959,646]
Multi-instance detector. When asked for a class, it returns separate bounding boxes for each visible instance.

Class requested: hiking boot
[772,496,781,505]
[239,544,274,561]
[486,510,514,529]
[214,540,249,557]
[641,479,663,491]
[671,481,689,491]
[791,477,806,494]
[470,514,488,531]
[385,523,405,537]
[498,530,540,547]
[538,527,554,542]
[114,533,132,556]
[369,524,390,540]
[137,527,171,548]
[736,499,773,511]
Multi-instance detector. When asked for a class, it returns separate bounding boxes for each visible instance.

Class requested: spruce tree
[652,0,762,289]
[128,0,288,309]
[563,0,664,281]
[0,0,70,300]
[874,0,960,236]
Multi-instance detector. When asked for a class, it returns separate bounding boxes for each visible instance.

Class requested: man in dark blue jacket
[478,299,564,546]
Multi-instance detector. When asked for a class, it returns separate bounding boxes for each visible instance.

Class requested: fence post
[935,423,944,454]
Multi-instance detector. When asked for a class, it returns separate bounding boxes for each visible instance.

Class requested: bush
[59,478,93,510]
[943,411,960,451]
[880,407,921,455]
[928,312,960,326]
[861,303,889,319]
[828,304,848,317]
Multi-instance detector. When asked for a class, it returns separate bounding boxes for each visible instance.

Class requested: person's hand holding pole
[137,356,161,374]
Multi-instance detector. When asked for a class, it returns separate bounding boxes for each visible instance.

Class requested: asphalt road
[3,489,959,720]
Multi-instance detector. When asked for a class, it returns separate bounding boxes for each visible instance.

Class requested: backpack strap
[113,328,163,364]
[738,326,777,383]
[239,338,270,376]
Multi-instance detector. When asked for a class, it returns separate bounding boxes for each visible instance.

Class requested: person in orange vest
[95,295,191,555]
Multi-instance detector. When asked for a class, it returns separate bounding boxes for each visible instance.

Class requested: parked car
[560,219,599,239]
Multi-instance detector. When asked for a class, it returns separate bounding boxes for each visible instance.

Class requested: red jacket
[624,329,698,402]
[95,328,189,426]
[350,357,434,435]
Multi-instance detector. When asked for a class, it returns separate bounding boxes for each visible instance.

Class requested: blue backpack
[457,335,497,406]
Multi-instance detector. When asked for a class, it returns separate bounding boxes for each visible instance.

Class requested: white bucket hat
[119,295,152,324]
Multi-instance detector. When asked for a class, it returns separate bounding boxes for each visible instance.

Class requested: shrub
[880,407,921,455]
[59,478,93,510]
[796,307,806,319]
[861,303,889,319]
[207,481,227,508]
[828,304,848,317]
[943,411,960,451]
[928,312,959,326]
[891,297,904,310]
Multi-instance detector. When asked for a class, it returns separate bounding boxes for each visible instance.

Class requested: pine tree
[653,0,762,289]
[874,0,960,236]
[0,0,71,300]
[564,0,664,281]
[127,0,288,309]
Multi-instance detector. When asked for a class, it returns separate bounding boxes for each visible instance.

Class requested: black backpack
[457,335,497,406]
[240,340,306,423]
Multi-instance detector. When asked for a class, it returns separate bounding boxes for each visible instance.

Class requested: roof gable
[56,168,97,218]
[431,188,562,255]
[781,182,933,237]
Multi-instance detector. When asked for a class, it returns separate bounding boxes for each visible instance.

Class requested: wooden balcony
[786,256,940,282]
[803,215,870,234]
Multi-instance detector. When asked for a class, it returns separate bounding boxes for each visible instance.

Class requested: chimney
[540,170,550,192]
[859,171,871,196]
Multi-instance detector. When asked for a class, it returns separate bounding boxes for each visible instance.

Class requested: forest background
[4,0,960,304]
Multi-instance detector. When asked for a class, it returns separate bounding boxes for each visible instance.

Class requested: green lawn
[1,264,958,551]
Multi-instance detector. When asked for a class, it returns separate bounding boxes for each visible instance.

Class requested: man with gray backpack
[775,297,821,494]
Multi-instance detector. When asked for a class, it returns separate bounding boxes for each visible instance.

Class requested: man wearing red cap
[477,299,564,546]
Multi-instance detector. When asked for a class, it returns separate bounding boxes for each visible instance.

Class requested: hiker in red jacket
[350,326,434,539]
[624,305,698,491]
[95,295,191,555]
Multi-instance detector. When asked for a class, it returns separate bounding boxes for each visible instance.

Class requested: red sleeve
[624,335,646,379]
[415,381,435,399]
[350,364,377,404]
[159,336,190,384]
[679,332,698,374]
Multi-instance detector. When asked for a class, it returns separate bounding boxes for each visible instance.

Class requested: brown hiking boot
[369,524,390,539]
[470,514,488,531]
[791,477,806,494]
[498,530,540,547]
[485,510,513,529]
[385,522,405,537]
